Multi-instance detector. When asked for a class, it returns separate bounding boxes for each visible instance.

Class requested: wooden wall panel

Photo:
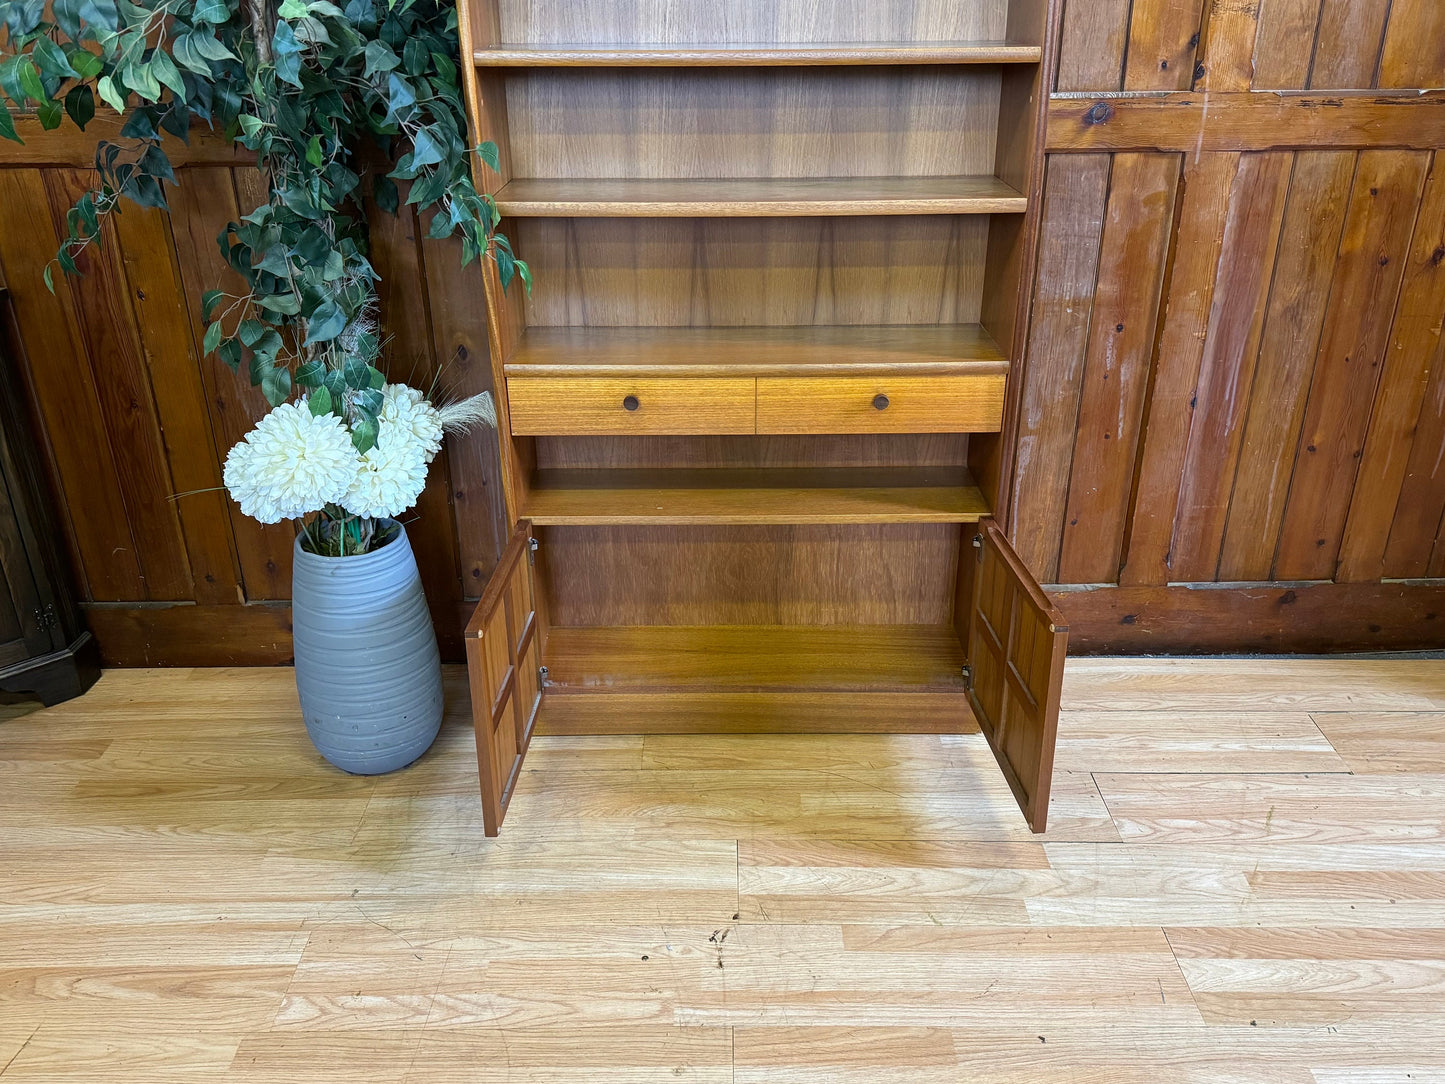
[1013,0,1445,651]
[8,0,1445,660]
[1054,153,1179,584]
[0,134,507,663]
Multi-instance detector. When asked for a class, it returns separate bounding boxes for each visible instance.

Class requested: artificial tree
[0,0,524,458]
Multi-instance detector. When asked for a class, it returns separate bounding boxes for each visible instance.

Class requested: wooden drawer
[507,376,757,435]
[756,375,1007,434]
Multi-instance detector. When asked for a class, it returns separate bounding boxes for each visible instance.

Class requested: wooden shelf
[476,41,1044,67]
[541,624,968,692]
[505,325,1009,377]
[492,176,1027,217]
[521,467,989,525]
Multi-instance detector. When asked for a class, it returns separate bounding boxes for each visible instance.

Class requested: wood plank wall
[4,0,1445,662]
[0,126,508,664]
[1015,0,1445,653]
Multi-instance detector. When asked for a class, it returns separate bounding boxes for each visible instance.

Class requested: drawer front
[756,375,1007,434]
[507,376,757,435]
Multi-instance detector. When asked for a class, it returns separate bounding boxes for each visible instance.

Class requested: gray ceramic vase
[291,521,443,774]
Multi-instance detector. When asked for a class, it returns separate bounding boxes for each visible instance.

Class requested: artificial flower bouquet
[222,379,493,556]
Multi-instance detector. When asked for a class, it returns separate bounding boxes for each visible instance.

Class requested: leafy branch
[0,0,527,453]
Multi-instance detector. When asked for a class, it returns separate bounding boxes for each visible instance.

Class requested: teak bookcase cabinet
[458,0,1067,836]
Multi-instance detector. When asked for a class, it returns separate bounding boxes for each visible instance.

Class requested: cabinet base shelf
[477,41,1045,67]
[522,467,989,525]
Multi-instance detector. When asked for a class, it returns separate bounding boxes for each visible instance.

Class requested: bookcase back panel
[493,0,1012,45]
[539,523,961,626]
[505,68,1001,180]
[535,435,971,470]
[517,216,989,327]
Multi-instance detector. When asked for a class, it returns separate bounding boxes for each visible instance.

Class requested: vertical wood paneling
[1010,155,1111,582]
[1377,0,1445,89]
[1168,151,1292,581]
[424,236,510,594]
[1120,152,1238,587]
[1196,0,1263,90]
[1309,0,1392,88]
[42,169,193,601]
[1250,0,1323,88]
[0,170,142,601]
[169,167,295,601]
[1056,153,1179,584]
[1273,150,1429,580]
[1217,151,1356,581]
[1124,0,1209,90]
[1383,351,1445,577]
[1338,155,1445,582]
[1055,0,1132,92]
[112,206,242,606]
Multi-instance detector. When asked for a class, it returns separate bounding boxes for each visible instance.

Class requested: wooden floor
[3,659,1445,1081]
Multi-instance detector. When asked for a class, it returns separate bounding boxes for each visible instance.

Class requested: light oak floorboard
[2,661,1445,1079]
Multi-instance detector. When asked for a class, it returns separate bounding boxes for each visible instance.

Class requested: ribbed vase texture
[290,521,443,774]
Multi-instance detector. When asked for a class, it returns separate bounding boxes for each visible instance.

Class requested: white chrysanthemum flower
[223,402,358,524]
[342,417,431,519]
[381,383,443,464]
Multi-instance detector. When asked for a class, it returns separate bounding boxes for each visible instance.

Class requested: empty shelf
[541,624,969,692]
[505,325,1009,377]
[521,467,990,525]
[492,176,1028,217]
[476,41,1044,66]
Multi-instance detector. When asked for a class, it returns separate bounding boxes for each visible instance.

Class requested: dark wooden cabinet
[0,288,100,705]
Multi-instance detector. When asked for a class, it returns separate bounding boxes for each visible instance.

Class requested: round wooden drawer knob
[873,394,890,411]
[623,395,640,412]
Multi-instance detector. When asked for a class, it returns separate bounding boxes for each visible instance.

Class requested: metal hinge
[32,603,59,631]
[960,664,973,687]
[538,664,549,684]
[528,537,539,565]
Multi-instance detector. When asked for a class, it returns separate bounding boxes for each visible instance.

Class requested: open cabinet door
[965,519,1069,833]
[466,521,546,836]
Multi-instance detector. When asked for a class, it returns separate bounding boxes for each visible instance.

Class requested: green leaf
[237,318,266,346]
[308,384,333,416]
[257,292,301,315]
[17,59,45,105]
[217,337,242,371]
[277,0,308,18]
[303,298,346,344]
[78,0,119,31]
[36,98,63,131]
[97,73,126,114]
[515,258,533,294]
[42,263,54,293]
[342,352,369,389]
[33,37,80,81]
[238,113,265,137]
[69,49,103,81]
[350,412,378,454]
[171,33,212,75]
[273,21,303,87]
[193,0,229,24]
[63,84,95,130]
[363,40,400,75]
[402,36,427,76]
[201,289,225,321]
[122,59,161,103]
[305,133,323,167]
[475,141,500,172]
[367,365,385,389]
[190,30,238,62]
[261,364,292,407]
[410,128,444,169]
[385,71,414,117]
[54,0,84,39]
[295,358,326,387]
[0,108,18,144]
[203,319,222,354]
[150,50,187,100]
